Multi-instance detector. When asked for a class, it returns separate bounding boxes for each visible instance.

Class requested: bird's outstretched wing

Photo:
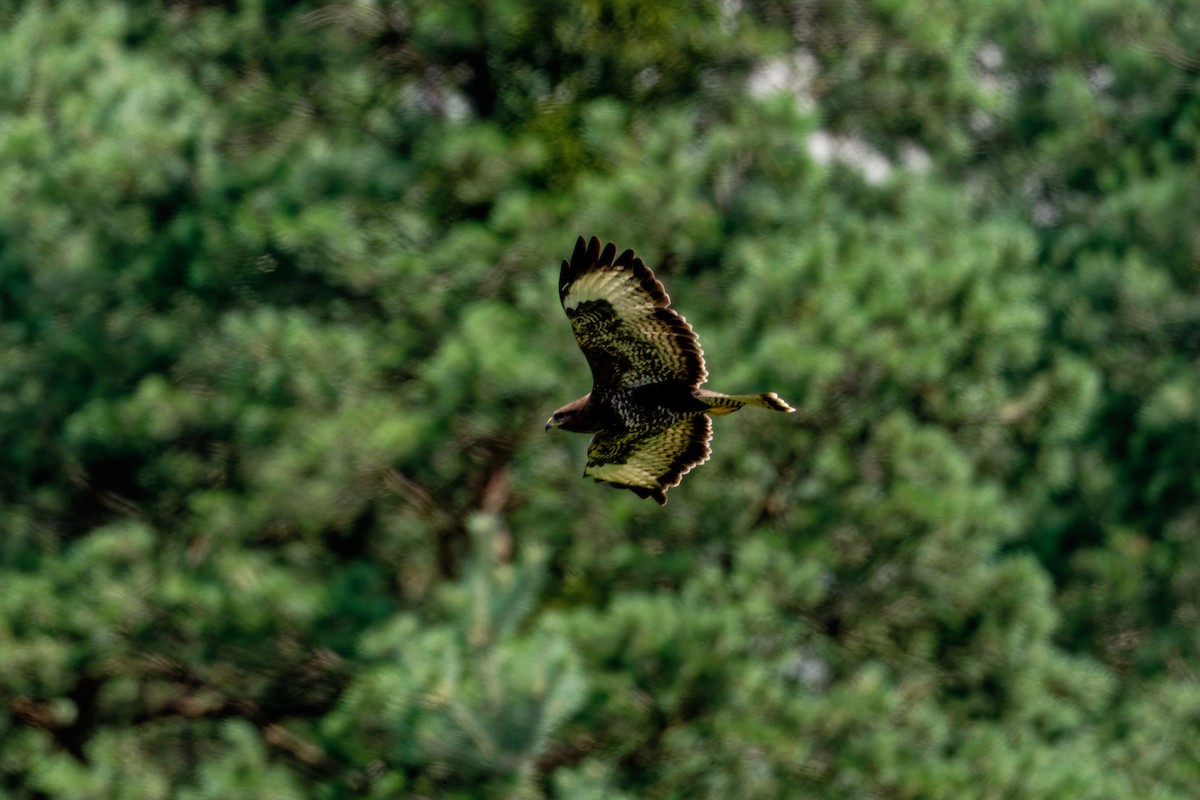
[584,416,713,505]
[559,236,707,391]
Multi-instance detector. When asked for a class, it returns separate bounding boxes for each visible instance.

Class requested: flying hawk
[546,236,794,504]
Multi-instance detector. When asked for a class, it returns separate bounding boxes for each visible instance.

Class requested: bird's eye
[554,412,566,420]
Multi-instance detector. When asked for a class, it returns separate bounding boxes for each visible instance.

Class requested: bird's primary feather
[559,236,707,389]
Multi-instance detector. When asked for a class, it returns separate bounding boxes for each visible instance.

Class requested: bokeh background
[3,1,1199,797]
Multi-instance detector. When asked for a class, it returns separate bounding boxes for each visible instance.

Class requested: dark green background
[2,1,1198,797]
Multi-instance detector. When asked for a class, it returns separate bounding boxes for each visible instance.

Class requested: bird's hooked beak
[545,417,558,431]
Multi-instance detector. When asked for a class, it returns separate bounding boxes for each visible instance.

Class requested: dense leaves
[2,0,1198,797]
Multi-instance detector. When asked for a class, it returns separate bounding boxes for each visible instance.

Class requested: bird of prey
[546,236,794,504]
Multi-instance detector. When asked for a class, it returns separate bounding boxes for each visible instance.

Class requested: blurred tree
[1,0,1198,797]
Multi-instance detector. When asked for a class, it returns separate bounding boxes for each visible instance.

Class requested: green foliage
[327,515,585,797]
[2,0,1198,797]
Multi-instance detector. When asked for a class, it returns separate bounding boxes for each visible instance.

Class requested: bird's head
[545,394,591,432]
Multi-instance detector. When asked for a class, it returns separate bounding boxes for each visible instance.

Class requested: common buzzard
[546,236,794,504]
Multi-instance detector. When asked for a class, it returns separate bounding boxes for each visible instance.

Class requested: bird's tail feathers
[697,389,795,415]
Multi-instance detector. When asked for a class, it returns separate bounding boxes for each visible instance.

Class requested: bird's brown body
[547,236,794,504]
[550,383,709,435]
